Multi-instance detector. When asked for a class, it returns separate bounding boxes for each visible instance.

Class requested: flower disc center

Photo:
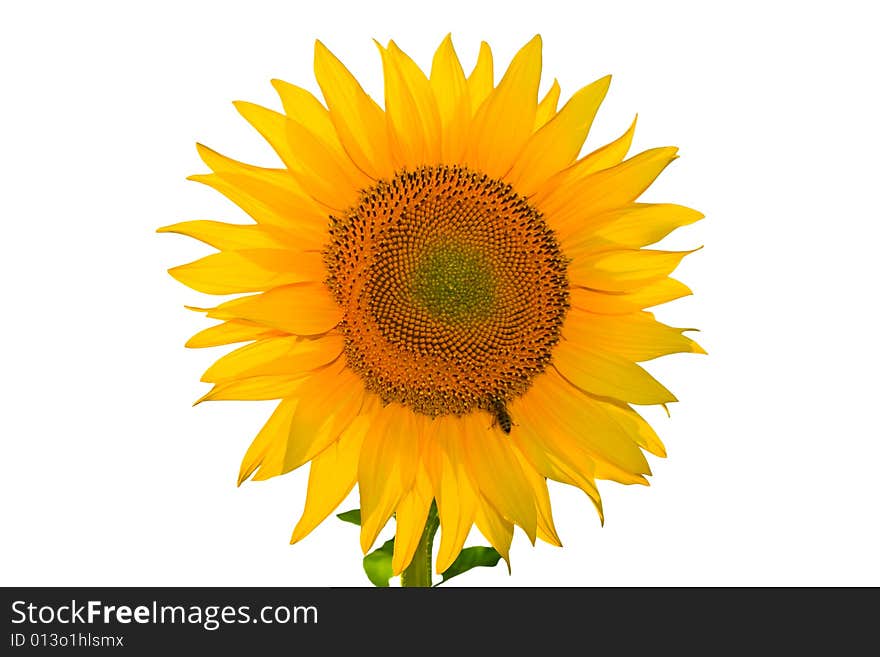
[409,242,495,324]
[324,165,569,417]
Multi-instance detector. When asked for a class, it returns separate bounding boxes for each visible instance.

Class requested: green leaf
[336,509,361,526]
[438,547,502,585]
[363,538,395,587]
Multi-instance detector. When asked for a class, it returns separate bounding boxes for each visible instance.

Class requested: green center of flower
[409,242,495,324]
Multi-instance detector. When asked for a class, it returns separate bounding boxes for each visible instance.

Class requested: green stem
[400,501,439,587]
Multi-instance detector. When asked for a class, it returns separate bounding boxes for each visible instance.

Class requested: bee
[489,398,512,435]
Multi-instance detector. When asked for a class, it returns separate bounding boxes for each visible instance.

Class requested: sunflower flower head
[161,35,704,584]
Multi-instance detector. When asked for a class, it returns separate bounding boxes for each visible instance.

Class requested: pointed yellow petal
[534,79,560,129]
[512,448,562,547]
[553,340,678,405]
[563,202,703,252]
[461,413,537,543]
[168,249,324,295]
[600,401,667,458]
[206,283,342,335]
[238,399,297,485]
[233,101,299,171]
[466,41,494,114]
[185,320,286,349]
[197,375,304,403]
[527,368,653,479]
[358,403,420,553]
[313,40,394,179]
[543,147,680,238]
[430,34,470,163]
[290,406,373,543]
[379,40,441,167]
[391,463,434,576]
[569,248,696,293]
[464,35,542,178]
[564,310,705,362]
[508,75,611,195]
[474,496,514,570]
[201,334,344,382]
[278,362,365,475]
[433,416,478,573]
[271,79,341,155]
[157,220,285,251]
[569,278,693,314]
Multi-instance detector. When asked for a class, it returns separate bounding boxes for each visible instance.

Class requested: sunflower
[161,35,703,585]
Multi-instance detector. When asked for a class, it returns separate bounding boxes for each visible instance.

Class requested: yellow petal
[290,404,374,543]
[283,118,371,212]
[313,40,394,179]
[527,368,653,479]
[379,40,441,167]
[461,413,537,543]
[539,146,679,237]
[157,220,285,251]
[196,375,304,403]
[569,278,693,314]
[233,101,299,171]
[569,248,696,292]
[466,41,494,114]
[206,283,342,335]
[563,310,705,362]
[432,416,478,573]
[430,34,470,163]
[392,463,434,576]
[563,202,703,253]
[271,79,342,156]
[278,361,365,475]
[167,249,324,295]
[534,79,560,129]
[185,320,286,349]
[358,403,420,553]
[201,334,344,383]
[238,399,297,485]
[512,448,562,547]
[464,35,542,178]
[599,401,667,458]
[537,116,637,206]
[553,341,678,405]
[507,75,611,195]
[474,496,513,571]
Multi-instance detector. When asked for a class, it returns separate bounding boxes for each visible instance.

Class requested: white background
[2,0,878,587]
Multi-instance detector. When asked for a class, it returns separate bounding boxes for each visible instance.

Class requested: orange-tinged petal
[553,341,678,405]
[600,401,667,458]
[464,35,542,178]
[507,75,611,195]
[313,40,394,179]
[206,283,342,335]
[233,101,299,171]
[430,34,470,163]
[196,375,304,404]
[466,41,494,114]
[586,203,704,249]
[534,79,560,129]
[513,449,562,547]
[271,79,342,155]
